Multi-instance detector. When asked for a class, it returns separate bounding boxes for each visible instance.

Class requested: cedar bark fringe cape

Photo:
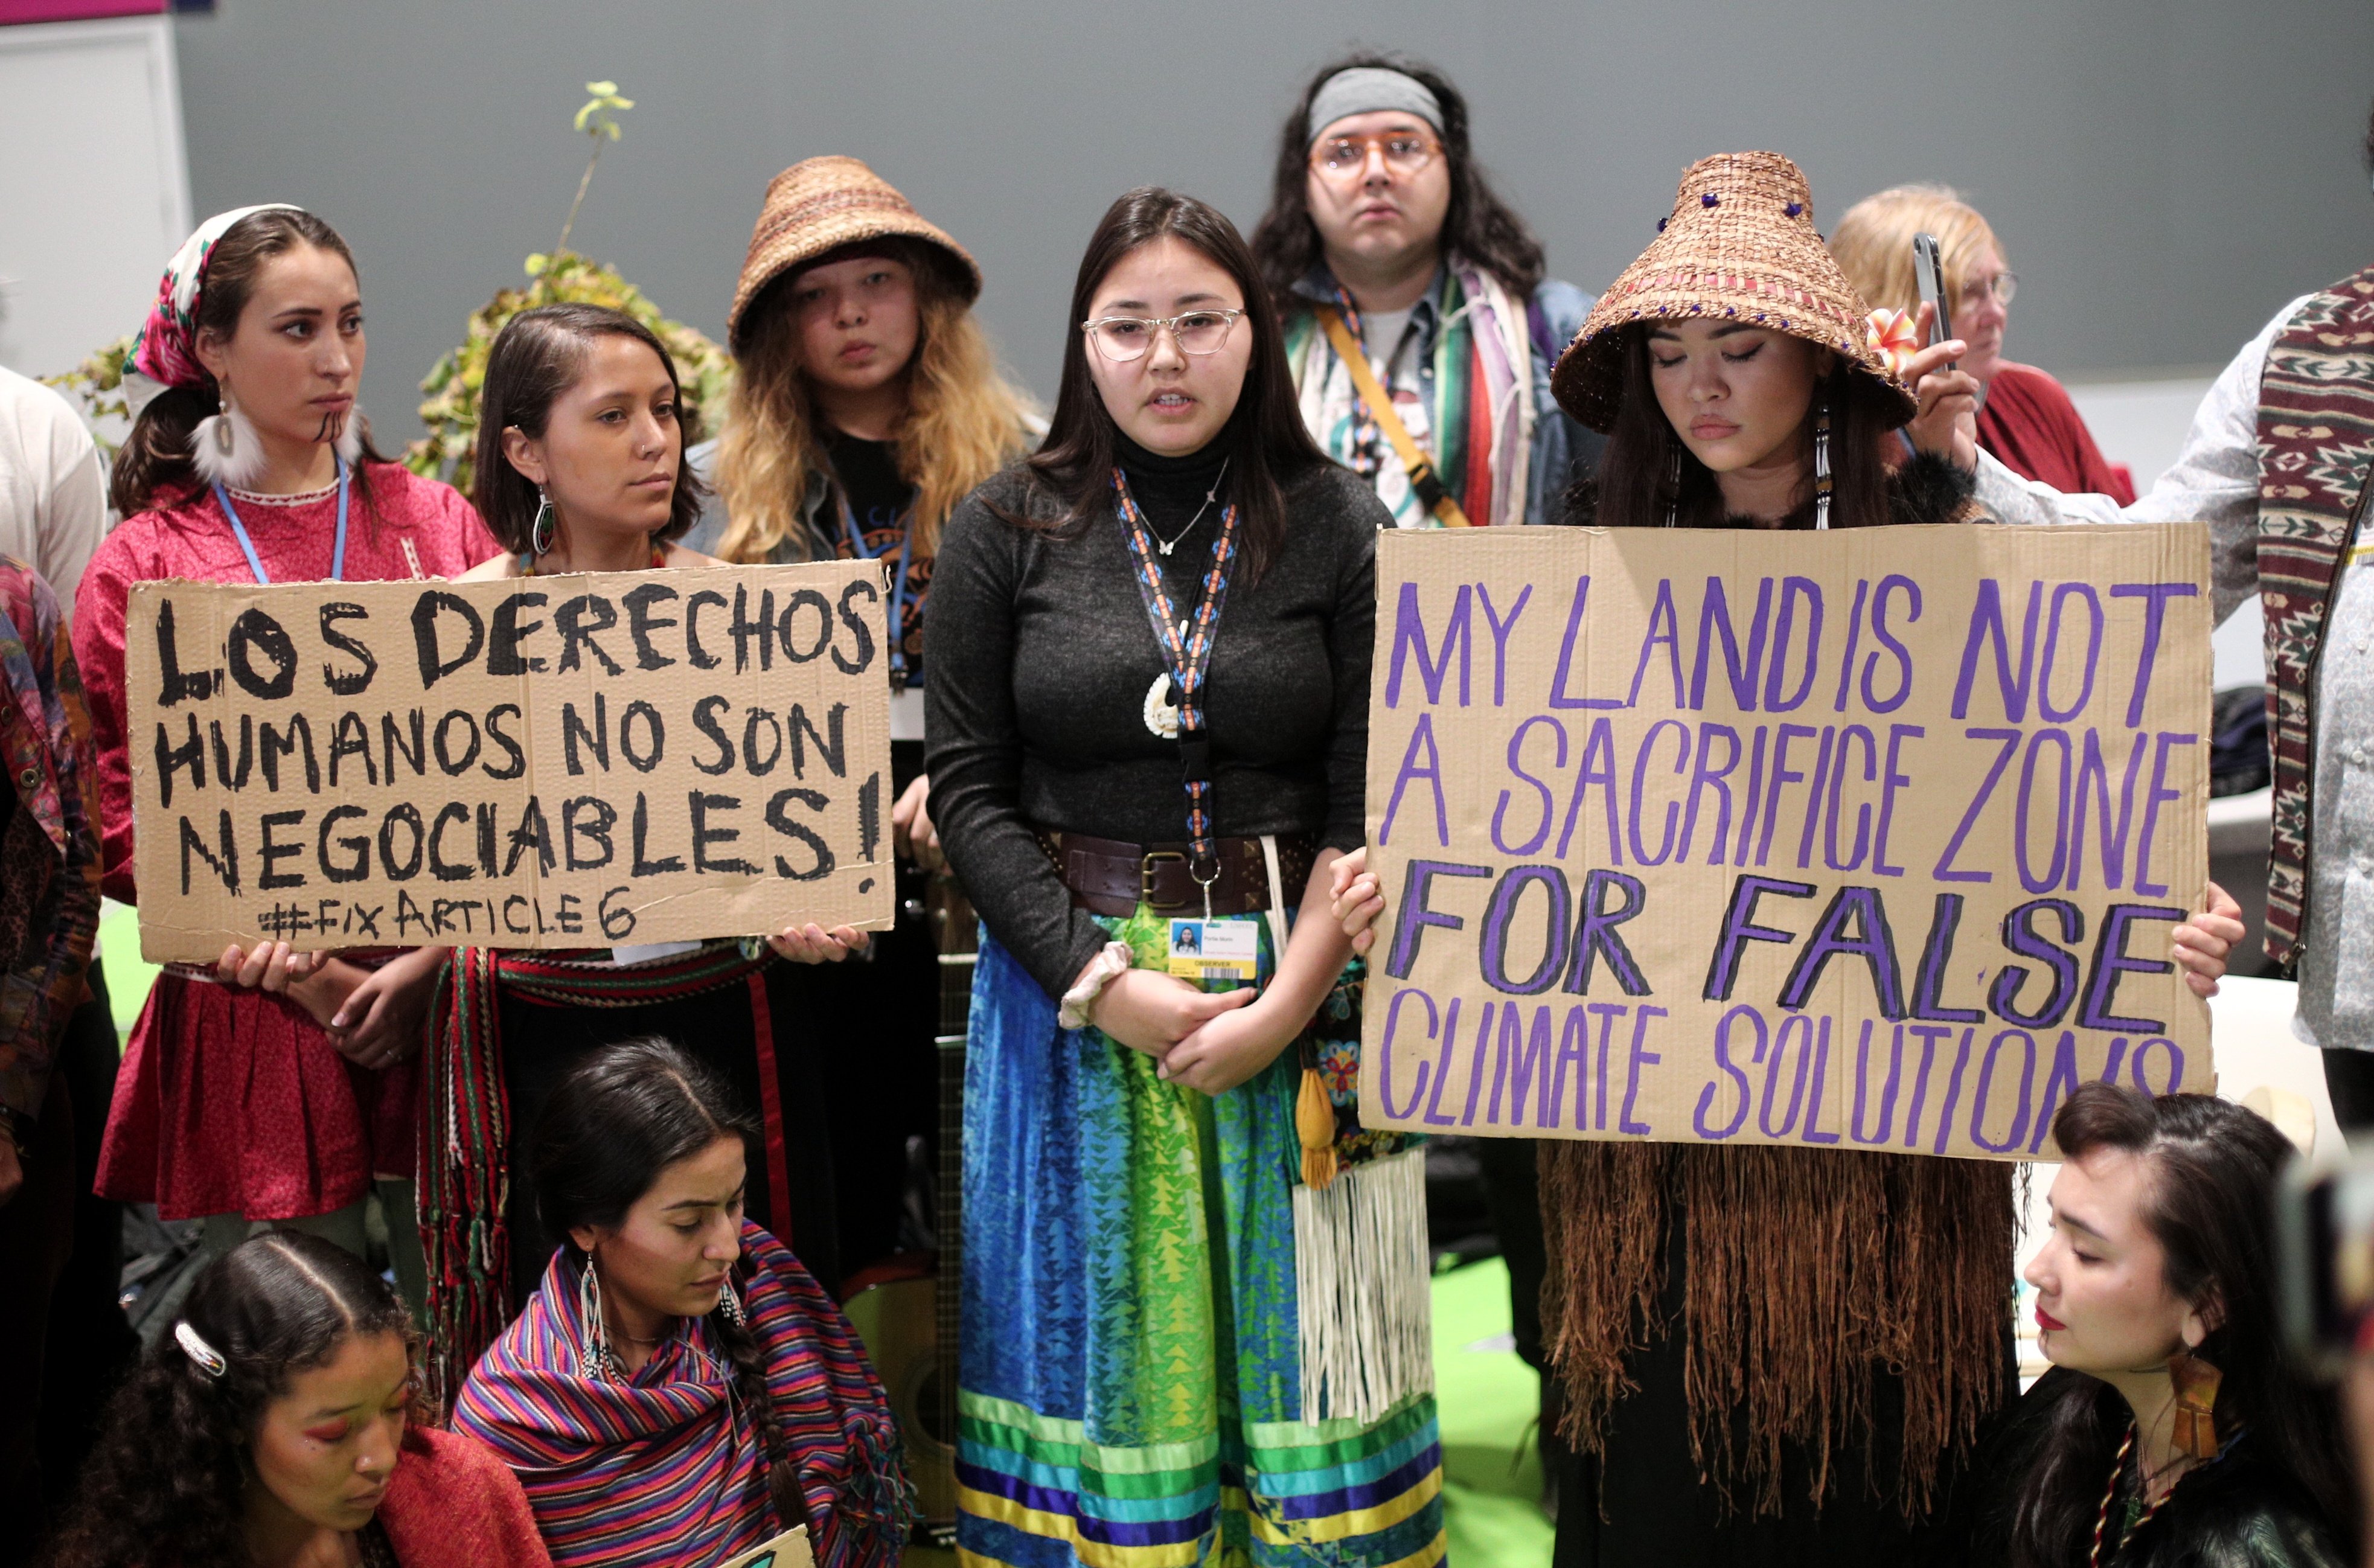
[1541,1139,2015,1519]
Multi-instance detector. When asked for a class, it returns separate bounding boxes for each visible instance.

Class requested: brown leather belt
[1037,829,1316,918]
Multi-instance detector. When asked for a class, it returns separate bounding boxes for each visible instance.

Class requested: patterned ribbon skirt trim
[956,910,1445,1568]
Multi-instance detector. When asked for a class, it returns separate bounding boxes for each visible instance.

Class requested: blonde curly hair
[714,241,1034,562]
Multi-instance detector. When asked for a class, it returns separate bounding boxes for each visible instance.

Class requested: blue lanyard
[213,452,350,584]
[836,489,913,687]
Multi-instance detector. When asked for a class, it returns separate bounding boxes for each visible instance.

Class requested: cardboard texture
[1359,524,2213,1162]
[126,562,895,962]
[718,1525,813,1568]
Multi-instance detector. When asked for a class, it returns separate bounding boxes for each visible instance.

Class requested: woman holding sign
[927,188,1443,1566]
[418,304,867,1399]
[1331,153,2247,1564]
[72,206,498,1290]
[693,158,1036,1281]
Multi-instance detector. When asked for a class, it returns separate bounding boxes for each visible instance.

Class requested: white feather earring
[333,406,364,467]
[189,396,267,491]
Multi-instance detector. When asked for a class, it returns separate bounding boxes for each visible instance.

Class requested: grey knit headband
[1306,67,1443,144]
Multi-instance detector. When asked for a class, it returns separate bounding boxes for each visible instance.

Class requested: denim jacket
[1287,263,1605,528]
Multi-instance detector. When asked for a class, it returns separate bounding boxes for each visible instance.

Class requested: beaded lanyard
[213,452,350,583]
[834,488,915,689]
[1112,467,1238,914]
[2088,1424,2173,1566]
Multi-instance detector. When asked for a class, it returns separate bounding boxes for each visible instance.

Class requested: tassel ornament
[1296,1066,1339,1189]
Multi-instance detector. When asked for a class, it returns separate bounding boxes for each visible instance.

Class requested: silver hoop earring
[530,491,557,556]
[578,1252,619,1380]
[1812,401,1834,531]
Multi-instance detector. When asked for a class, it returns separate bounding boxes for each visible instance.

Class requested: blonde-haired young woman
[688,156,1034,1285]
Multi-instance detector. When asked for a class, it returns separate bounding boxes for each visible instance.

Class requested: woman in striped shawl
[453,1038,912,1568]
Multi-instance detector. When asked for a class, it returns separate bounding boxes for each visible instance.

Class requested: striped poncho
[452,1221,910,1568]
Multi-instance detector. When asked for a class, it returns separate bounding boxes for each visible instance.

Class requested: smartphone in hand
[1913,232,1955,363]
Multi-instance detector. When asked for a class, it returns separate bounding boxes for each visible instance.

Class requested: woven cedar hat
[726,156,981,353]
[1552,151,1915,433]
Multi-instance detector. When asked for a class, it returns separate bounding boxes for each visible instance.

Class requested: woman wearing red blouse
[73,206,498,1285]
[1832,183,2138,504]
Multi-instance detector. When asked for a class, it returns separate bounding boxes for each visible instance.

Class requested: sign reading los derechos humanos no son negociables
[126,561,895,963]
[1359,524,2215,1163]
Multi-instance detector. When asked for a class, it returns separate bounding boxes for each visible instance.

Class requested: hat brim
[1551,304,1917,434]
[728,199,982,354]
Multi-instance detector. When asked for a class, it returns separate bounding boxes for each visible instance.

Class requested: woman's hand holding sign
[2172,883,2247,998]
[1329,845,1384,956]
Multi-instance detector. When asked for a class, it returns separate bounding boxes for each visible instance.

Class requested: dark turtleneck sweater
[925,437,1387,997]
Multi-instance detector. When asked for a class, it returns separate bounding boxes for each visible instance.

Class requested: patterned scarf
[1285,257,1534,527]
[418,941,784,1403]
[2250,264,2374,967]
[453,1221,912,1568]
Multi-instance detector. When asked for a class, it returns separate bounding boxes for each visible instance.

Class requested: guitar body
[843,873,973,1550]
[840,1273,955,1528]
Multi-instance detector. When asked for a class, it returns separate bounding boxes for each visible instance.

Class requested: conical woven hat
[1552,151,1913,432]
[727,156,981,353]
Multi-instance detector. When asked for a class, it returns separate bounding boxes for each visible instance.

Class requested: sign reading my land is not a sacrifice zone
[1359,523,2213,1163]
[127,560,895,962]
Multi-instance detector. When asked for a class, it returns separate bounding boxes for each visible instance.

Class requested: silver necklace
[1147,455,1230,557]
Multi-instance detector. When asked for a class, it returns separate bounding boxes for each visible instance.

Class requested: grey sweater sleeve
[923,490,1112,1000]
[1323,520,1375,853]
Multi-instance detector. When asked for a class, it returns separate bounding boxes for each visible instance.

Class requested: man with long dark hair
[1249,51,1601,1518]
[1250,53,1602,534]
[1924,102,2374,1145]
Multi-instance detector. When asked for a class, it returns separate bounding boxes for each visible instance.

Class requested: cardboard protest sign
[718,1525,812,1568]
[126,562,895,962]
[1359,524,2212,1162]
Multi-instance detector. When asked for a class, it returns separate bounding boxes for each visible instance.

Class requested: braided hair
[528,1037,804,1532]
[45,1232,418,1568]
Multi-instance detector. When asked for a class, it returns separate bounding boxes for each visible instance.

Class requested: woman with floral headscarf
[74,206,498,1284]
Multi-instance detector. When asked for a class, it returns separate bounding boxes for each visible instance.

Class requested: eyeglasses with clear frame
[1080,309,1244,363]
[1309,130,1441,181]
[1961,271,2019,309]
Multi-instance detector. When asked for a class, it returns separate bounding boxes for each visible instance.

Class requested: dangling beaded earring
[530,490,557,556]
[1662,444,1683,528]
[578,1252,621,1381]
[1811,400,1834,531]
[718,1275,747,1328]
[214,395,237,456]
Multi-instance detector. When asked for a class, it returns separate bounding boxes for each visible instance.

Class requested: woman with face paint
[2004,1086,2351,1567]
[46,1230,550,1568]
[72,207,499,1290]
[1329,153,2248,1564]
[927,187,1444,1566]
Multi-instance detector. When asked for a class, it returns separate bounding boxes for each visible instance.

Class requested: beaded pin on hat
[1551,151,1915,434]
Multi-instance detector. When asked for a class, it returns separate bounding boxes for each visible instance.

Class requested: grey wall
[172,0,2374,448]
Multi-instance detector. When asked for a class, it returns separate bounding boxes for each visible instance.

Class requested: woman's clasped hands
[1083,962,1290,1096]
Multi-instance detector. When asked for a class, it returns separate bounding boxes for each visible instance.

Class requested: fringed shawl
[453,1221,912,1568]
[1541,1116,2017,1520]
